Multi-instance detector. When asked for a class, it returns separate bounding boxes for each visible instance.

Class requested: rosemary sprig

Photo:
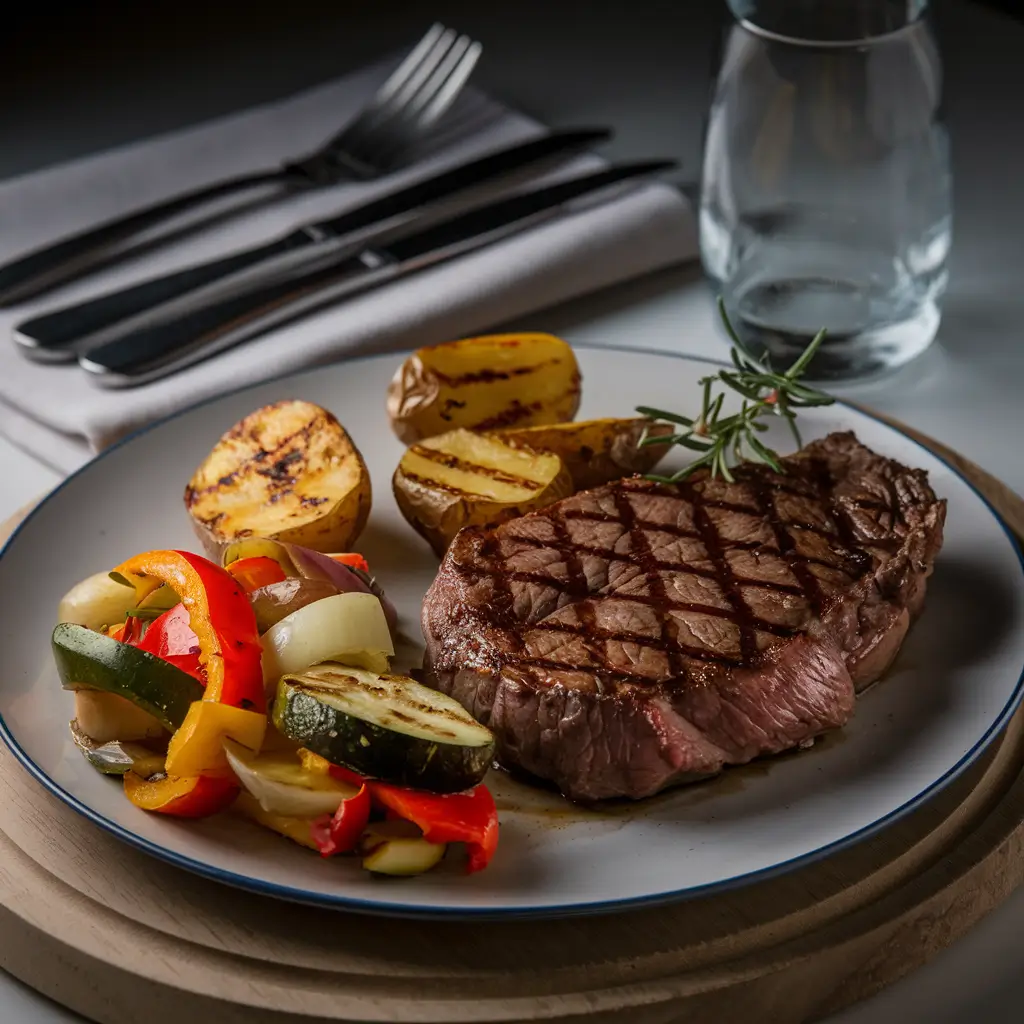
[636,298,835,484]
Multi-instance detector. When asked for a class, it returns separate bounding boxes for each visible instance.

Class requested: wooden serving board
[0,423,1022,1024]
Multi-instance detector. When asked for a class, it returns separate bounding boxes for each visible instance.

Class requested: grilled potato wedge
[393,428,573,556]
[386,333,581,444]
[185,400,371,557]
[494,417,674,491]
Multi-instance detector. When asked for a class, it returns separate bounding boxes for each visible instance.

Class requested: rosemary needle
[636,298,835,483]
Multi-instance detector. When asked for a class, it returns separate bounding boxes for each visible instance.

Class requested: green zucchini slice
[273,663,494,793]
[52,622,204,732]
[359,820,446,876]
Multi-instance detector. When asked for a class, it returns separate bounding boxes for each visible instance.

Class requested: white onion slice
[260,591,394,686]
[58,572,138,632]
[223,741,355,818]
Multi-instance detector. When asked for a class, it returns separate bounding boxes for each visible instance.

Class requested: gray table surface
[1,1,1023,1020]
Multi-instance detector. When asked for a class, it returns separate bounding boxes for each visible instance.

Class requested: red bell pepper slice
[226,555,288,593]
[327,766,498,873]
[123,771,239,818]
[133,603,204,683]
[114,615,144,646]
[309,784,372,857]
[329,553,370,574]
[112,550,264,713]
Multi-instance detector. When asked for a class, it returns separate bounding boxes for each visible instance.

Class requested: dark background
[2,0,725,178]
[4,0,1017,183]
[4,0,1021,353]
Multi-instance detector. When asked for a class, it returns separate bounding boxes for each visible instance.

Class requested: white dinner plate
[1,346,1022,919]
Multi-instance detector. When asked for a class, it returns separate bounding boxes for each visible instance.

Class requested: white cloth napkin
[0,58,696,474]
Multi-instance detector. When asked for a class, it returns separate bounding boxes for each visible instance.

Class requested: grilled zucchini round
[272,663,495,793]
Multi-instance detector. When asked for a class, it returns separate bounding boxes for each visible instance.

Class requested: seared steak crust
[421,432,946,801]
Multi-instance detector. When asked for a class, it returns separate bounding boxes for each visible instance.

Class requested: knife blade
[12,127,613,362]
[64,160,674,388]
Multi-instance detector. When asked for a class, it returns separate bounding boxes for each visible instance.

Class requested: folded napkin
[0,57,696,474]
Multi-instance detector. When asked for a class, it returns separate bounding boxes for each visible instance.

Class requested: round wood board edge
[0,422,1022,1024]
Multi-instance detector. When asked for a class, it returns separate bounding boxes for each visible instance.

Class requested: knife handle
[0,169,303,308]
[77,251,398,388]
[13,230,317,364]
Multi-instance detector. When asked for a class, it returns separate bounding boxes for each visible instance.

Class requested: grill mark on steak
[745,471,827,615]
[476,534,522,642]
[686,480,760,664]
[609,485,686,676]
[502,654,667,685]
[561,504,863,572]
[528,611,795,649]
[547,505,590,600]
[545,503,605,677]
[460,565,800,641]
[489,524,858,590]
[810,457,882,568]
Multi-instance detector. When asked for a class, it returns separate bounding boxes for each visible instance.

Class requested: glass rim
[736,13,927,49]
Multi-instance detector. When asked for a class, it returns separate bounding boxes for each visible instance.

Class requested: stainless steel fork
[0,23,483,305]
[288,23,483,182]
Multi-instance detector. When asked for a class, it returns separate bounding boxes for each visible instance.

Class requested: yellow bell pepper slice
[165,701,267,778]
[233,792,320,851]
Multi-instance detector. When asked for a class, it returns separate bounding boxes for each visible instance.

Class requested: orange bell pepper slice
[112,550,264,712]
[114,550,267,818]
[226,555,288,593]
[329,553,370,574]
[123,771,239,818]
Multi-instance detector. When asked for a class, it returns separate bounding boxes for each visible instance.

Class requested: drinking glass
[699,0,952,380]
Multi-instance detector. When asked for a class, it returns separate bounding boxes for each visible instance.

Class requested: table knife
[64,160,673,388]
[12,127,612,362]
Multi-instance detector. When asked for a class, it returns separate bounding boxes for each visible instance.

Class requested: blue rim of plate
[1,343,1022,920]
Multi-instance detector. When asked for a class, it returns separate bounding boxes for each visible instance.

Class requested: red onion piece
[227,540,398,635]
[248,578,339,633]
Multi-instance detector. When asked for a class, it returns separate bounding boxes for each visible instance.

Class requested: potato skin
[494,418,673,490]
[184,400,372,558]
[391,431,574,557]
[386,333,581,444]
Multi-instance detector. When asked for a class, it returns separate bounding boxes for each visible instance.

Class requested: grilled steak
[421,432,946,802]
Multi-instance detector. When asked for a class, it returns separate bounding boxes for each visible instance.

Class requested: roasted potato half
[386,333,581,444]
[393,428,573,556]
[494,417,674,491]
[185,400,372,557]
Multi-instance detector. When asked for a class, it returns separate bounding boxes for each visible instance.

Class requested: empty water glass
[700,0,952,380]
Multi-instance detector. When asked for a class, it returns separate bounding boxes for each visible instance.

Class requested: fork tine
[324,23,454,153]
[408,38,483,130]
[370,22,447,108]
[359,35,482,170]
[320,24,482,177]
[372,27,458,121]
